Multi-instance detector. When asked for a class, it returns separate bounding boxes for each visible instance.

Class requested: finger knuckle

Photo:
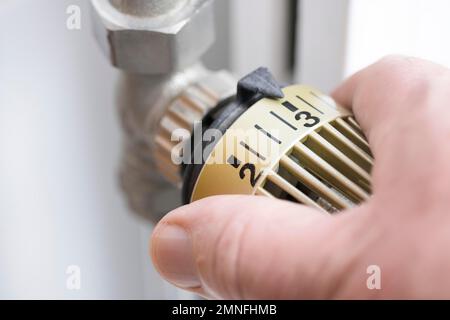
[373,55,435,93]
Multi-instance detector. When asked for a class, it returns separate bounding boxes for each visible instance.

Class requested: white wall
[296,0,450,93]
[0,0,166,299]
[229,0,292,81]
[345,0,450,75]
[296,0,350,93]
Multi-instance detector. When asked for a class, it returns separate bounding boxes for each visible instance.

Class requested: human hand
[151,56,450,299]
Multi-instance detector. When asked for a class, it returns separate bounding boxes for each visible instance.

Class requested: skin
[151,56,450,299]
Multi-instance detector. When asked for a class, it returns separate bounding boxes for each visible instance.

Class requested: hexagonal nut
[91,0,215,74]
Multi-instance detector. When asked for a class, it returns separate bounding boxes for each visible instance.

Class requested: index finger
[332,55,449,157]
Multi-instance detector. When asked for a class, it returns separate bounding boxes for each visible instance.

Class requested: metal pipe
[91,0,236,222]
[91,0,214,74]
[109,0,188,17]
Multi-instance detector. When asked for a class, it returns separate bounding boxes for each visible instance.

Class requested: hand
[150,56,450,299]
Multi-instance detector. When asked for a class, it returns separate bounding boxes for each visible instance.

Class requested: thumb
[151,195,371,299]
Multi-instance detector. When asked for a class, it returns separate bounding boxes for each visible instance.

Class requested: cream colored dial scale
[189,85,373,213]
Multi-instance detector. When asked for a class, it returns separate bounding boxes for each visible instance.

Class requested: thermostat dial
[181,71,373,213]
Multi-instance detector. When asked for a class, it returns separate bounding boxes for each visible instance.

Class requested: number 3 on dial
[295,111,320,127]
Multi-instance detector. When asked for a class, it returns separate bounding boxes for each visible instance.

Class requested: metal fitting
[153,70,235,186]
[117,65,235,222]
[91,0,215,74]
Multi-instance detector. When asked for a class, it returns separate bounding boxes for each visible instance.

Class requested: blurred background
[0,0,449,299]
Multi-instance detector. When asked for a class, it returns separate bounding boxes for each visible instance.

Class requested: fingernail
[152,224,200,289]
